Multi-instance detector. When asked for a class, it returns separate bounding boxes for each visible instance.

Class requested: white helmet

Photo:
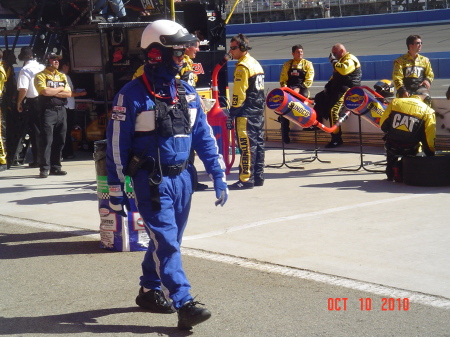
[141,20,197,50]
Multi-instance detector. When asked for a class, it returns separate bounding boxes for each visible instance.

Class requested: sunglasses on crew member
[172,48,186,57]
[230,46,239,50]
[415,42,423,45]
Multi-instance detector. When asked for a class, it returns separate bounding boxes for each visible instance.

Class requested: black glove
[329,53,337,65]
[226,116,234,130]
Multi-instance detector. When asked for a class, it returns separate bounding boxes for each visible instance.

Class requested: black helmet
[374,79,394,98]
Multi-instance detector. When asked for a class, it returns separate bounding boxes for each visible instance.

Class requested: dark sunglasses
[415,42,423,45]
[230,46,239,50]
[172,48,186,57]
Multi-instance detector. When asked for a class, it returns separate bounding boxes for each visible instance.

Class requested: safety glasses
[172,48,186,57]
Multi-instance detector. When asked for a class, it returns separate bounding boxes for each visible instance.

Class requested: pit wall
[227,9,450,82]
[264,98,450,146]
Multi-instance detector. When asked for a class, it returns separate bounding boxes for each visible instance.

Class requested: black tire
[402,153,450,186]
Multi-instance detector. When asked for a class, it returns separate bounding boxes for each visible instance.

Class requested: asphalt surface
[2,145,450,336]
[246,22,450,59]
[2,207,450,337]
[1,22,450,336]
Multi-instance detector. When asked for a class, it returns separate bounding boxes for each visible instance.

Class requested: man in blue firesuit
[105,20,228,330]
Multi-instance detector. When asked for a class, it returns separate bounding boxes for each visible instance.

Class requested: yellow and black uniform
[0,63,6,169]
[314,52,361,146]
[35,68,71,173]
[392,53,434,97]
[279,58,314,97]
[229,53,265,186]
[179,55,198,87]
[328,52,361,127]
[279,58,314,142]
[380,96,435,181]
[132,64,144,80]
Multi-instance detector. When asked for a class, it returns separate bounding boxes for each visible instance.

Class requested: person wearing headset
[105,20,228,330]
[228,33,265,190]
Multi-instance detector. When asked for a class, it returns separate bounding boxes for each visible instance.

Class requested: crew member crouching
[379,93,436,182]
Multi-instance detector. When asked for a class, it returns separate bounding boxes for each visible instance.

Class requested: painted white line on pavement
[182,247,450,310]
[184,193,431,241]
[3,213,449,310]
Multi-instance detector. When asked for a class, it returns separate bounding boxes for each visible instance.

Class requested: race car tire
[402,152,450,187]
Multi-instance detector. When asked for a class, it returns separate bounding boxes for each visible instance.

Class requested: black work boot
[177,300,211,330]
[325,132,343,148]
[228,180,254,190]
[135,287,175,313]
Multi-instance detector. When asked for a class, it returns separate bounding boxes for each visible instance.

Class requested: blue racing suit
[106,64,226,309]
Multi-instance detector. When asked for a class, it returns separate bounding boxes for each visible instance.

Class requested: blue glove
[109,184,130,217]
[213,175,228,207]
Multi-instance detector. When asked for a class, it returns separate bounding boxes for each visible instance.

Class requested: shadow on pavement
[10,191,98,205]
[0,230,105,259]
[0,307,192,336]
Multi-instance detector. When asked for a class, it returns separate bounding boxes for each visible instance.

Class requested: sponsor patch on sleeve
[113,106,127,114]
[112,113,126,121]
[109,185,122,193]
[186,94,196,102]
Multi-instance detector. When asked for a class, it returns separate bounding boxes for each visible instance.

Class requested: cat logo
[392,113,419,132]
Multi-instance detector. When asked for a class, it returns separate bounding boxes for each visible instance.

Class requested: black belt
[134,131,155,138]
[47,105,64,110]
[161,160,188,176]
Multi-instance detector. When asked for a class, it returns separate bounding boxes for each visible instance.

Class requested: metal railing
[225,0,450,24]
